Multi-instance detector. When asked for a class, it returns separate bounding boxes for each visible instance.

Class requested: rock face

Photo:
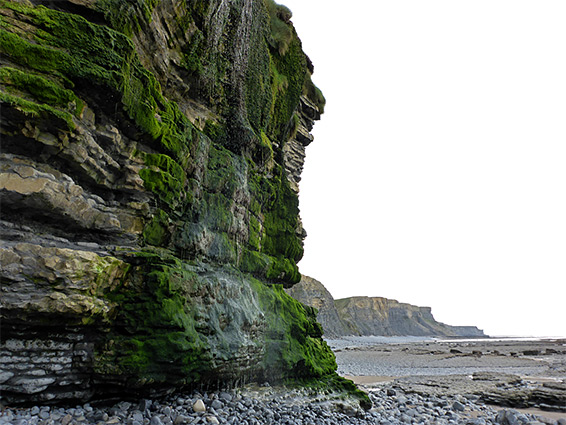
[285,276,349,338]
[335,297,486,337]
[0,0,335,404]
[287,278,485,338]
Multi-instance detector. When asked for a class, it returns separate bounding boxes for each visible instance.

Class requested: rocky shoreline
[334,337,566,422]
[2,338,564,424]
[1,382,565,425]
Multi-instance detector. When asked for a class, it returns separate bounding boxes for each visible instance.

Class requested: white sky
[283,0,566,337]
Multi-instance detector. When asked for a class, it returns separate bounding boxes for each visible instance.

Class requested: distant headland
[286,276,486,338]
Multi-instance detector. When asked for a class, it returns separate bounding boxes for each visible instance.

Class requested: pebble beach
[1,337,565,425]
[0,381,564,425]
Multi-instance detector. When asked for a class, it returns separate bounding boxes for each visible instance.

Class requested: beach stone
[210,400,223,410]
[467,419,487,425]
[173,415,191,424]
[38,411,50,420]
[219,392,233,403]
[139,400,152,412]
[405,408,417,417]
[193,400,206,413]
[150,415,164,425]
[206,417,219,425]
[452,401,466,411]
[496,409,520,425]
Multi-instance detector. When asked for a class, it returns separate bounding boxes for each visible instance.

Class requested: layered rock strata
[285,275,350,337]
[335,297,485,337]
[0,0,336,404]
[287,277,485,337]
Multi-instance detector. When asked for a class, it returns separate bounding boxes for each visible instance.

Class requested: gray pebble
[452,400,466,412]
[210,400,223,410]
[2,384,562,425]
[150,416,164,425]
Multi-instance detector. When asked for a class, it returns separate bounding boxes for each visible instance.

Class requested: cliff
[0,0,344,405]
[284,276,350,338]
[335,297,486,337]
[287,278,486,338]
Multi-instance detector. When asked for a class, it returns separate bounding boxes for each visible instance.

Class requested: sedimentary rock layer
[0,0,333,404]
[287,277,485,337]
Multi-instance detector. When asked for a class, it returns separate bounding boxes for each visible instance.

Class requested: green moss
[0,66,84,114]
[268,36,308,140]
[292,375,372,411]
[261,169,303,261]
[303,76,326,113]
[265,257,300,283]
[96,0,160,36]
[203,120,227,144]
[0,2,195,161]
[249,277,371,408]
[0,90,76,131]
[144,153,185,183]
[0,28,68,73]
[205,144,239,195]
[248,215,262,250]
[266,0,293,56]
[181,29,205,75]
[139,168,183,209]
[142,209,170,247]
[257,130,274,164]
[201,192,233,231]
[240,249,269,276]
[251,280,336,380]
[98,254,210,383]
[243,162,303,285]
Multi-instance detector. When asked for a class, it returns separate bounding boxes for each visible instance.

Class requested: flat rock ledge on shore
[1,383,565,425]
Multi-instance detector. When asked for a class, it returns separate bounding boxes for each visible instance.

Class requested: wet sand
[327,336,566,418]
[328,337,566,380]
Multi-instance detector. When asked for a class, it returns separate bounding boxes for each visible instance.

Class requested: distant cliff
[335,297,486,337]
[287,277,486,338]
[284,276,349,337]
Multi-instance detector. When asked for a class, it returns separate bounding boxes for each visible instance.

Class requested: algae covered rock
[0,0,339,404]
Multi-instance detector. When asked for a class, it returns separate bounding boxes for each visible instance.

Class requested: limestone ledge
[0,242,127,321]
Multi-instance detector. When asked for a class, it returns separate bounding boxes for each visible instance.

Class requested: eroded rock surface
[0,0,335,404]
[287,277,485,337]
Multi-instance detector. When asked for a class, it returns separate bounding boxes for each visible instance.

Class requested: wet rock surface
[287,278,485,338]
[0,0,333,403]
[331,337,566,414]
